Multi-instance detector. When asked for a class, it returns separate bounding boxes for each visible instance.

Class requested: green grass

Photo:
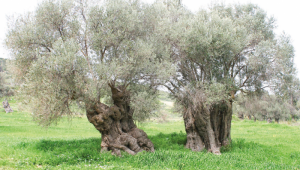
[1,100,300,169]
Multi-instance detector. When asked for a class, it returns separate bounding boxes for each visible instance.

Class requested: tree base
[183,102,232,155]
[86,83,154,156]
[2,100,13,113]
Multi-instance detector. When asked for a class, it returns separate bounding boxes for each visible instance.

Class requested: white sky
[1,0,300,78]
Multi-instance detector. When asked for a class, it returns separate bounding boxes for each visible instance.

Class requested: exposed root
[208,148,221,155]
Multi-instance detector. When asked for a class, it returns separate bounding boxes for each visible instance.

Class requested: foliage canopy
[6,0,175,125]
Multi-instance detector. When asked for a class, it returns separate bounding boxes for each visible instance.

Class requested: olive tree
[163,3,296,154]
[0,59,9,97]
[0,58,14,113]
[0,68,6,98]
[234,93,297,123]
[5,0,174,156]
[0,71,14,113]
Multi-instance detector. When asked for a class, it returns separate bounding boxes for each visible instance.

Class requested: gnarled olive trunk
[184,101,232,155]
[2,100,13,113]
[85,84,154,156]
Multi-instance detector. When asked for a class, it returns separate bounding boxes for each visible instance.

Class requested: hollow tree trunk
[85,84,154,156]
[184,101,232,155]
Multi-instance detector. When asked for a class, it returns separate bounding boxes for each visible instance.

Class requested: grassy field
[1,99,300,169]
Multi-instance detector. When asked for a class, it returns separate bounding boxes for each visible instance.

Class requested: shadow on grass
[16,138,104,166]
[14,133,268,166]
[30,132,188,154]
[221,138,261,153]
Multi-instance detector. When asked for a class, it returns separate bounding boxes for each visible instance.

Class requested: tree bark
[183,101,232,155]
[85,84,154,156]
[2,100,13,113]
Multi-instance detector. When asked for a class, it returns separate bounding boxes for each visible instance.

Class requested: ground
[0,98,300,169]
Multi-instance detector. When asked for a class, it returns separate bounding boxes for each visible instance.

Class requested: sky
[1,0,300,77]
